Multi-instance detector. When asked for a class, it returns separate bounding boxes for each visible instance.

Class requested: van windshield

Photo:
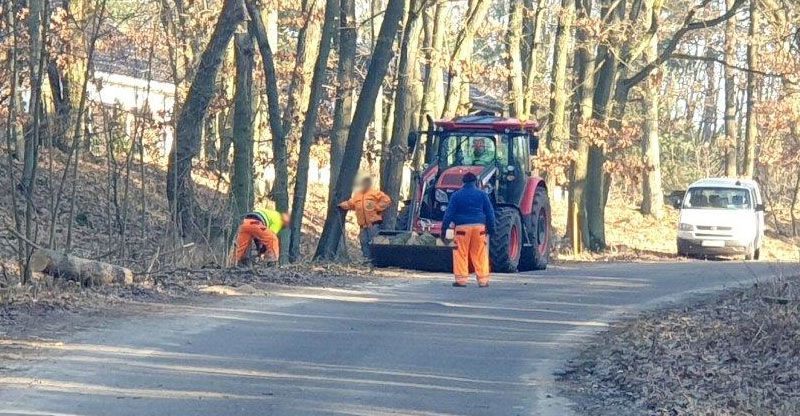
[683,187,752,210]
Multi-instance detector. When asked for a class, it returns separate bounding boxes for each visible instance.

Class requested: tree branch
[671,52,795,82]
[622,0,746,89]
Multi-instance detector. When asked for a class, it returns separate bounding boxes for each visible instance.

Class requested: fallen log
[29,249,134,286]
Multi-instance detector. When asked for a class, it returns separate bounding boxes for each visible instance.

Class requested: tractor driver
[469,138,495,166]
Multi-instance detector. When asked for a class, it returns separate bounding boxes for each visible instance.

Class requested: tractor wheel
[520,186,551,271]
[490,208,523,273]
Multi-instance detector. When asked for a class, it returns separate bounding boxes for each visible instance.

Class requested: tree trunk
[441,0,490,118]
[230,33,255,221]
[329,0,357,199]
[522,0,545,115]
[281,0,325,140]
[372,0,385,181]
[166,0,246,235]
[567,0,594,254]
[315,0,406,260]
[247,1,291,263]
[30,249,133,286]
[584,0,625,251]
[723,0,738,177]
[382,0,423,230]
[289,0,339,262]
[742,0,759,179]
[640,23,664,218]
[418,1,446,129]
[506,0,524,117]
[546,0,574,151]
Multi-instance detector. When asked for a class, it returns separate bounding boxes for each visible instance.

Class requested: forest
[1,0,799,283]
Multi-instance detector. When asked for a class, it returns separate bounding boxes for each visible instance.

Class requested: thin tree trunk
[723,0,738,177]
[4,0,26,280]
[506,0,524,117]
[281,0,324,140]
[418,1,446,129]
[441,0,490,118]
[546,0,574,150]
[382,0,423,230]
[247,1,291,263]
[230,33,256,221]
[166,0,246,236]
[522,0,545,115]
[640,20,664,218]
[315,0,406,260]
[289,0,339,262]
[742,0,759,178]
[567,0,594,254]
[329,0,357,199]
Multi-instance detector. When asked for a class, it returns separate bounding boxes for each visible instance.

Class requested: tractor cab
[408,116,541,226]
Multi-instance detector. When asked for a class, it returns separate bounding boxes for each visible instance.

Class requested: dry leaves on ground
[561,274,800,416]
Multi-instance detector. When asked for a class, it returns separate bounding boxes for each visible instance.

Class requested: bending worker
[441,172,496,287]
[232,208,290,265]
[339,177,391,258]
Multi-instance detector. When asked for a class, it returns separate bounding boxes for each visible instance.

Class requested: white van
[674,178,765,260]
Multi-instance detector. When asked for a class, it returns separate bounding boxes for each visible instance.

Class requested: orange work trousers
[453,224,490,286]
[233,219,279,264]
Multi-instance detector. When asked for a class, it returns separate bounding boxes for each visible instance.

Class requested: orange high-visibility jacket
[339,189,392,227]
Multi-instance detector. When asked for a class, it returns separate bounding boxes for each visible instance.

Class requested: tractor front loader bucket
[370,231,454,272]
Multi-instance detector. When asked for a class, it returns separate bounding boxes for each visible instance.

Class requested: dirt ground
[559,272,800,416]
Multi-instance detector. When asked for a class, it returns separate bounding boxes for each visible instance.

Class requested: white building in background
[88,71,176,157]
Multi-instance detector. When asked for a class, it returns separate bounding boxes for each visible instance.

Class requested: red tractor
[371,115,551,273]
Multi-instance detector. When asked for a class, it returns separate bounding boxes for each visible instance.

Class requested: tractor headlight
[435,189,449,203]
[678,223,694,231]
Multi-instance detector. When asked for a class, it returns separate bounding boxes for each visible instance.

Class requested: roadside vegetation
[561,272,800,415]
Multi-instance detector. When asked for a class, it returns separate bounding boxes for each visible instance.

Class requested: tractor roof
[436,115,541,133]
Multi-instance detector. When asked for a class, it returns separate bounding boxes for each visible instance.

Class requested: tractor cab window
[439,134,499,168]
[511,135,530,172]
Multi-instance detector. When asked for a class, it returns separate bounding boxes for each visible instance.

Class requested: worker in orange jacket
[232,208,290,266]
[338,177,392,258]
[441,172,496,287]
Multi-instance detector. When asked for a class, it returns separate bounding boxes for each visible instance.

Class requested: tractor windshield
[439,133,507,168]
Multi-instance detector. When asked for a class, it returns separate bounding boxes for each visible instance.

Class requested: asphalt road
[0,261,790,416]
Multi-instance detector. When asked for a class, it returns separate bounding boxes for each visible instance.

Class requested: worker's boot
[452,282,467,288]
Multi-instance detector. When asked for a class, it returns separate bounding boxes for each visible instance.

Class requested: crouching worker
[338,177,391,258]
[232,208,290,266]
[441,173,496,288]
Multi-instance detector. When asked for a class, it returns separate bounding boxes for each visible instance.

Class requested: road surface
[0,262,789,416]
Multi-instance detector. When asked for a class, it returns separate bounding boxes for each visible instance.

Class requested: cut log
[29,249,134,286]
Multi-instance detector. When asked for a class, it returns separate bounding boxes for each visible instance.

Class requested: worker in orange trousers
[441,172,496,287]
[232,208,290,265]
[339,177,392,258]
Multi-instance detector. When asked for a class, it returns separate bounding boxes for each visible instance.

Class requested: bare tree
[441,0,490,118]
[723,0,739,177]
[166,0,247,236]
[230,33,256,221]
[329,0,357,198]
[742,0,760,178]
[315,0,406,260]
[546,0,574,150]
[288,0,340,262]
[382,0,425,230]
